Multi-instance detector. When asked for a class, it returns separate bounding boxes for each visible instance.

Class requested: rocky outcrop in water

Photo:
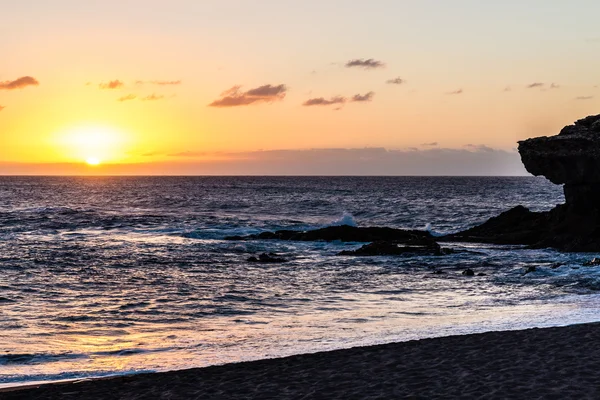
[446,114,600,251]
[226,225,432,243]
[520,114,600,214]
[338,236,447,256]
[227,226,447,256]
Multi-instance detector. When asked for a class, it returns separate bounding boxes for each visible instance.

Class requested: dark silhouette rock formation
[520,114,600,214]
[338,236,446,256]
[447,114,600,251]
[226,225,432,243]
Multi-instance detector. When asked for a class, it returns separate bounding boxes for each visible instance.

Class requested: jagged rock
[338,237,443,256]
[524,266,537,275]
[583,258,600,266]
[462,269,475,276]
[247,253,287,263]
[519,114,600,214]
[445,114,600,252]
[227,225,431,243]
[444,205,549,245]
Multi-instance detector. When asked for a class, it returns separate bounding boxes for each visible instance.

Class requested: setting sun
[86,157,101,166]
[54,125,130,164]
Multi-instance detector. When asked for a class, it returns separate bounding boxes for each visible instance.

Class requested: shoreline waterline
[3,321,600,398]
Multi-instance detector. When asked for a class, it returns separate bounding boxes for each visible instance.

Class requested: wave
[0,346,180,367]
[0,369,155,386]
[326,212,357,227]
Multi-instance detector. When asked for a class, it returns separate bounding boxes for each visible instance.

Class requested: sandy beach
[3,322,600,399]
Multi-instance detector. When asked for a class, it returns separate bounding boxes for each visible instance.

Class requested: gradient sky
[2,0,600,175]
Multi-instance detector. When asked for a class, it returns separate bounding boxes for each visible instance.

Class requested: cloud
[464,144,494,152]
[155,146,526,176]
[446,89,463,95]
[550,83,560,89]
[117,94,137,102]
[141,93,165,101]
[136,80,182,85]
[0,76,39,90]
[345,59,385,69]
[0,146,526,176]
[576,96,594,100]
[386,77,405,85]
[527,82,544,89]
[99,80,124,89]
[168,151,214,157]
[209,84,287,107]
[151,80,181,85]
[0,105,5,111]
[421,142,438,147]
[503,86,512,92]
[303,96,347,106]
[351,92,375,102]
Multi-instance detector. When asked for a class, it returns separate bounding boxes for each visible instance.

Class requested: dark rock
[524,266,537,274]
[247,253,287,263]
[519,114,600,214]
[462,269,475,276]
[432,270,446,274]
[583,258,600,266]
[477,273,487,276]
[338,236,443,256]
[444,114,600,252]
[443,205,548,245]
[226,225,431,243]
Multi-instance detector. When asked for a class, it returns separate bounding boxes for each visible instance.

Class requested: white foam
[327,212,357,227]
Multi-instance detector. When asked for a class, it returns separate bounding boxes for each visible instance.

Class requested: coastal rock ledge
[447,114,600,251]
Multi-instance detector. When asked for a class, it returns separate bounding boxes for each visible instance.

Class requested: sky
[1,0,599,175]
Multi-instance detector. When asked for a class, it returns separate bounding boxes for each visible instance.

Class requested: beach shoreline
[3,322,600,399]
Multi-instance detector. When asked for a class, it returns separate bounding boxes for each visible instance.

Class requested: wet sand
[2,322,600,399]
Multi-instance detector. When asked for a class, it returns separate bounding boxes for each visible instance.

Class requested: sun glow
[86,157,101,166]
[56,125,130,164]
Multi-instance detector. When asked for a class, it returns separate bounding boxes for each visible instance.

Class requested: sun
[57,124,128,164]
[86,157,101,166]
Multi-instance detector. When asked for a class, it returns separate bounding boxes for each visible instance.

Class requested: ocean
[1,176,600,387]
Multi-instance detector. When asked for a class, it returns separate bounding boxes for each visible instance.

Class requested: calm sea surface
[2,176,600,387]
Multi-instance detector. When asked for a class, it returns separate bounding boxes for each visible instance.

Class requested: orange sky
[2,1,599,175]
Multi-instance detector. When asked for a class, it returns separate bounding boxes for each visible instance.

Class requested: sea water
[1,176,600,387]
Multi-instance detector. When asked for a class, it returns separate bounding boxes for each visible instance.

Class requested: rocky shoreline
[228,115,600,253]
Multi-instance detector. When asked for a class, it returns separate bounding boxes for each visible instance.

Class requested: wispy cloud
[99,80,124,89]
[503,86,512,92]
[0,76,39,90]
[527,82,544,89]
[576,96,594,100]
[0,147,526,176]
[209,84,287,107]
[141,94,165,101]
[345,59,385,69]
[446,89,463,95]
[136,80,182,86]
[351,92,375,102]
[168,151,213,157]
[386,77,405,85]
[550,83,560,89]
[117,94,137,102]
[421,142,438,147]
[464,144,494,152]
[303,96,347,106]
[0,105,5,111]
[154,146,526,176]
